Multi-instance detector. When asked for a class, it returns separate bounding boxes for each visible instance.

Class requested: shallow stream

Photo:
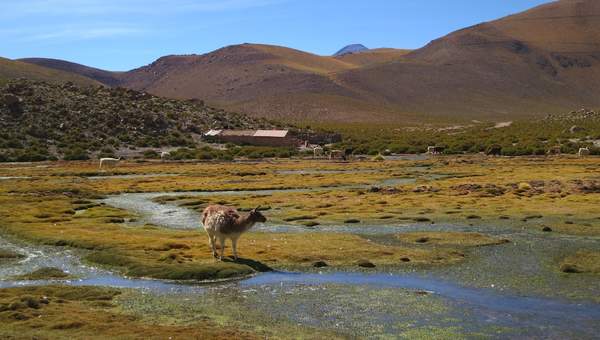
[1,234,599,338]
[2,190,600,337]
[1,168,599,337]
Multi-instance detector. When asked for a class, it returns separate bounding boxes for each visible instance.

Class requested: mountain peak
[334,44,369,56]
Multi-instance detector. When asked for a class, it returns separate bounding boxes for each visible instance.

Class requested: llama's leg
[207,233,217,258]
[211,234,218,258]
[231,237,239,260]
[218,236,225,261]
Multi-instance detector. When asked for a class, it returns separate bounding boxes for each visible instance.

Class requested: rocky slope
[0,79,275,161]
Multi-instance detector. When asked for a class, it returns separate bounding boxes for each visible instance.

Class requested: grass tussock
[85,251,259,281]
[559,251,600,274]
[0,249,24,260]
[13,267,71,280]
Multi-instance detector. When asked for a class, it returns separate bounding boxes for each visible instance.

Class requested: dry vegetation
[0,155,598,337]
[0,156,598,278]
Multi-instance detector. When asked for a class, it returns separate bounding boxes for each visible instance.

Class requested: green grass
[559,251,600,274]
[85,251,264,281]
[318,114,600,156]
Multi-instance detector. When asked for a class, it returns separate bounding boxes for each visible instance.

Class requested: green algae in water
[113,280,549,339]
[114,289,340,339]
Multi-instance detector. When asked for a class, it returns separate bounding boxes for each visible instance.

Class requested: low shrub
[63,147,89,161]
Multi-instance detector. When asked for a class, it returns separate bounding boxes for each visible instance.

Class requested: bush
[196,150,215,160]
[7,146,52,162]
[15,150,48,162]
[98,146,116,158]
[170,148,197,160]
[143,150,160,159]
[63,147,89,161]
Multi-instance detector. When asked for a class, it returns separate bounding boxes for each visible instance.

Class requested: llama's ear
[254,205,261,212]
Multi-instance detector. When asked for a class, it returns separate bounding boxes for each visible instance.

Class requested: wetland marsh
[1,156,599,338]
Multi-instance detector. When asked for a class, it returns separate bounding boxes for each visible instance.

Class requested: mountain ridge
[18,58,123,86]
[0,57,101,87]
[15,0,600,123]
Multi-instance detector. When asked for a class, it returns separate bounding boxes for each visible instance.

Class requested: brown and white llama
[201,205,266,260]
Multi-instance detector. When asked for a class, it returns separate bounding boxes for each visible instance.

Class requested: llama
[160,151,171,161]
[547,146,561,156]
[578,147,590,157]
[427,146,445,155]
[329,149,344,160]
[313,146,324,158]
[99,157,121,169]
[202,205,266,260]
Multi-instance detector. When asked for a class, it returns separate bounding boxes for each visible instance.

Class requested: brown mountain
[335,48,412,66]
[339,0,600,120]
[0,57,101,87]
[16,0,600,123]
[116,44,422,122]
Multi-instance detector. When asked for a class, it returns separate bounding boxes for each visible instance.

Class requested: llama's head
[249,206,267,223]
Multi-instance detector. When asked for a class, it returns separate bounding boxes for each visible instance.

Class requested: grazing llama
[202,205,266,260]
[313,146,324,158]
[99,157,121,169]
[578,147,590,157]
[426,146,445,155]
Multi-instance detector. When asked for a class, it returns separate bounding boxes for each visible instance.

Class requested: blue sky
[0,0,552,71]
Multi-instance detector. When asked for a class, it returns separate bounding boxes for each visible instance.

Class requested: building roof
[254,130,289,138]
[205,129,222,136]
[221,130,255,136]
[204,129,290,138]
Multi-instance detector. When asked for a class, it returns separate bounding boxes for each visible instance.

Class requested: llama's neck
[234,214,256,232]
